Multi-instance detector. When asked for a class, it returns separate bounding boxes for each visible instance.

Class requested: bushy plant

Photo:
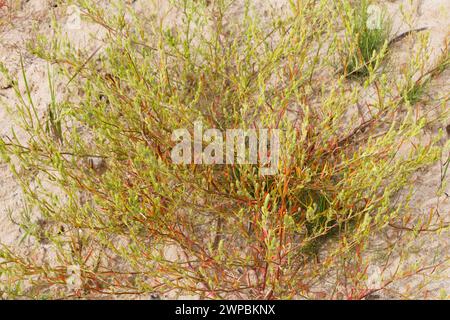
[0,0,448,299]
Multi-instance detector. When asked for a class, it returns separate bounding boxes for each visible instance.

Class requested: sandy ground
[0,0,449,298]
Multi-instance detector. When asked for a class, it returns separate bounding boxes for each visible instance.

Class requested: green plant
[340,0,391,77]
[401,37,449,105]
[0,0,448,299]
[403,77,429,104]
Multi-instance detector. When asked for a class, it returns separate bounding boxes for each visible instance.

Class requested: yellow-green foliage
[0,0,448,299]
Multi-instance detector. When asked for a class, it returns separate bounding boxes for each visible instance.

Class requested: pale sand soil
[0,0,448,298]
